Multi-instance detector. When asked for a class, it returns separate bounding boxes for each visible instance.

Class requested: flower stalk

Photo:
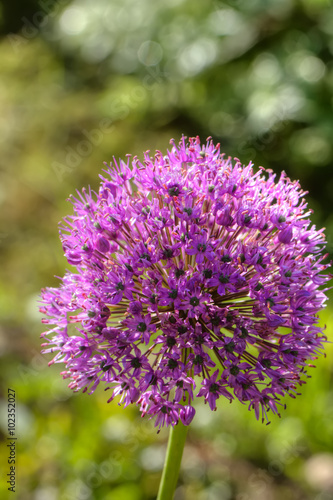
[157,422,189,500]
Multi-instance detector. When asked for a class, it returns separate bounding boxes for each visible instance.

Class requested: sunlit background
[1,0,333,499]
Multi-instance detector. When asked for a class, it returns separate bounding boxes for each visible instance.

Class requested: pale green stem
[157,421,189,500]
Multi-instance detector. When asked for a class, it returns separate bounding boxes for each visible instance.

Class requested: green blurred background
[1,0,333,499]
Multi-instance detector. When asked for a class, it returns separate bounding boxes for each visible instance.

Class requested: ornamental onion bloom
[40,136,330,430]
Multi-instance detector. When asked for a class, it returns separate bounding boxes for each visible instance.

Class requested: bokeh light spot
[59,7,89,35]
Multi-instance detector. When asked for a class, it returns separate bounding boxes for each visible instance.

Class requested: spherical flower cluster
[40,136,330,430]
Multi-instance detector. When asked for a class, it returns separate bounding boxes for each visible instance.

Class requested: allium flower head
[40,136,330,430]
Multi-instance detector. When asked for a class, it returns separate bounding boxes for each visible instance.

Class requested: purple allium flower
[40,136,331,431]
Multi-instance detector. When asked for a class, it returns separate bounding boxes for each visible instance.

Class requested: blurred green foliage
[0,0,333,499]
